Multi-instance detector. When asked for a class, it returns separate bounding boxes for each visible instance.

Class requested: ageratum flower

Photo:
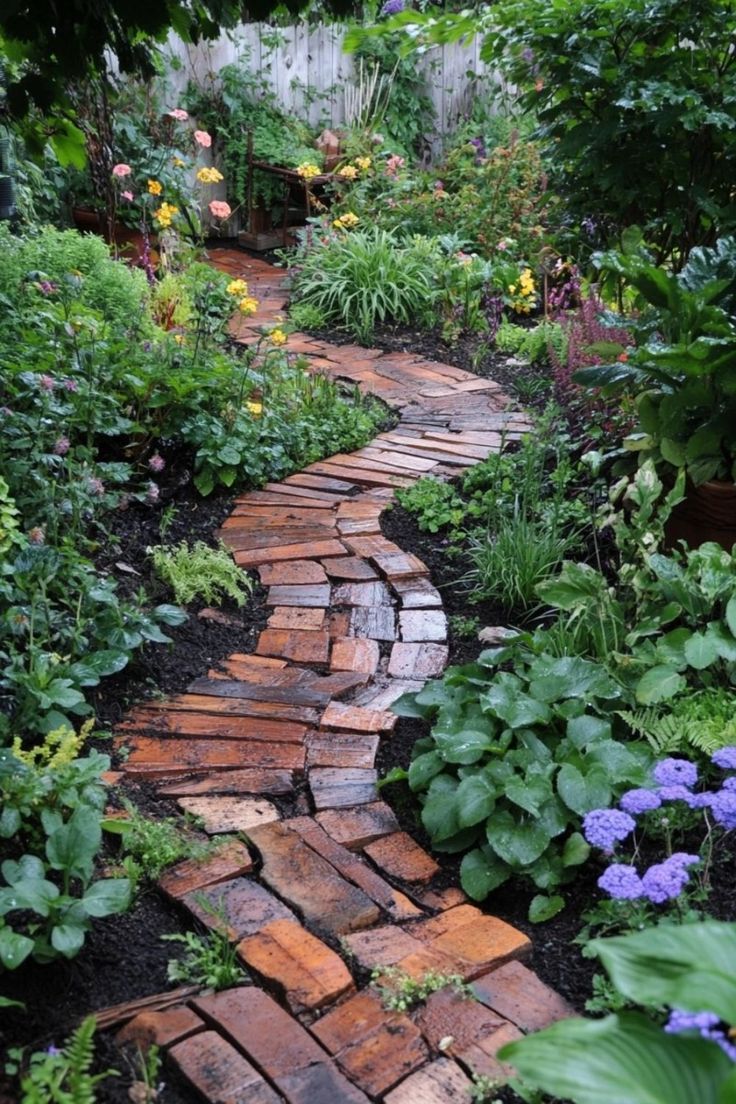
[381,0,405,14]
[597,863,643,900]
[641,855,698,904]
[711,789,736,830]
[712,747,736,771]
[583,808,636,852]
[619,789,661,815]
[653,757,698,789]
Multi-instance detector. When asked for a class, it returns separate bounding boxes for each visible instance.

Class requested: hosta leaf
[460,846,509,900]
[528,894,565,923]
[486,809,551,868]
[636,665,687,704]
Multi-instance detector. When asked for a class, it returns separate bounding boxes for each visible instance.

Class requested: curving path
[109,250,571,1103]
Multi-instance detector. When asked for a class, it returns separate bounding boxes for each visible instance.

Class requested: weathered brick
[306,731,379,770]
[177,795,280,834]
[181,876,296,940]
[315,802,399,848]
[321,701,396,733]
[168,1030,281,1104]
[399,610,448,643]
[330,638,380,675]
[256,629,331,664]
[387,642,448,679]
[237,918,354,1013]
[383,1057,474,1103]
[472,960,574,1032]
[159,840,253,900]
[116,1005,204,1049]
[309,767,379,809]
[363,832,440,884]
[407,905,531,980]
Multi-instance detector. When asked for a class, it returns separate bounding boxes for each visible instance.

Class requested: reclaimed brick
[177,795,280,834]
[168,1030,281,1104]
[247,821,380,936]
[407,905,531,979]
[218,525,338,551]
[388,642,448,679]
[471,960,574,1032]
[234,539,346,568]
[372,551,429,580]
[321,556,378,581]
[181,876,296,940]
[330,638,380,675]
[256,629,331,664]
[363,832,440,884]
[258,560,329,585]
[159,840,253,899]
[287,817,422,921]
[266,584,331,607]
[321,701,396,733]
[118,710,307,742]
[399,610,448,643]
[383,1057,474,1103]
[333,581,392,607]
[414,986,508,1055]
[116,1005,204,1049]
[237,918,355,1013]
[315,802,399,848]
[306,731,379,770]
[276,1060,371,1104]
[342,926,424,970]
[352,679,425,711]
[120,737,305,776]
[311,990,428,1097]
[309,768,379,810]
[454,1021,523,1081]
[392,577,443,607]
[348,606,397,640]
[267,606,327,631]
[286,472,358,493]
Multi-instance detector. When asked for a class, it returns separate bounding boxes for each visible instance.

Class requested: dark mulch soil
[90,481,269,728]
[0,888,200,1103]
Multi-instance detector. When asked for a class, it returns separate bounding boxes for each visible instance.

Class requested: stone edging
[108,250,570,1103]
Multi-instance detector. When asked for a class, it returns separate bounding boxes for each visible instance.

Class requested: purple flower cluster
[583,809,635,852]
[381,0,405,14]
[666,1009,736,1061]
[712,747,736,771]
[640,854,699,904]
[653,757,698,789]
[619,788,661,815]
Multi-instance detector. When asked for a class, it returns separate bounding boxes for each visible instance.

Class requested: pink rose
[112,163,132,177]
[122,190,134,202]
[209,200,232,219]
[168,108,189,121]
[194,130,212,148]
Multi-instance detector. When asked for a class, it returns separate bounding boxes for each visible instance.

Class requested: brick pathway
[111,250,570,1102]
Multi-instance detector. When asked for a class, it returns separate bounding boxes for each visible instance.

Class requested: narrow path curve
[109,251,571,1103]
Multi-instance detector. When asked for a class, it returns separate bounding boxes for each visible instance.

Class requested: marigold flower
[239,296,259,315]
[112,163,132,177]
[355,156,372,171]
[196,166,224,185]
[168,108,189,121]
[247,400,263,416]
[338,164,358,180]
[297,163,320,181]
[147,179,163,195]
[209,200,232,219]
[227,279,249,296]
[194,130,212,148]
[269,328,287,346]
[333,212,359,230]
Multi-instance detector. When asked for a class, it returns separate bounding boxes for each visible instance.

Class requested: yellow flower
[173,333,186,345]
[147,179,163,195]
[509,284,517,294]
[172,156,186,169]
[355,156,372,171]
[227,279,249,296]
[333,212,359,230]
[338,164,358,180]
[297,163,321,181]
[269,328,287,346]
[239,296,259,315]
[196,166,224,184]
[154,202,179,226]
[247,400,263,417]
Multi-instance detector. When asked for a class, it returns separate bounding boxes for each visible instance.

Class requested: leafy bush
[501,921,736,1104]
[0,735,130,967]
[395,478,465,534]
[151,541,253,607]
[495,318,566,365]
[106,800,210,885]
[391,643,651,920]
[621,688,736,757]
[291,227,438,342]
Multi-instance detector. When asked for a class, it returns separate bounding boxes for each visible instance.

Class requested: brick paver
[109,249,561,1103]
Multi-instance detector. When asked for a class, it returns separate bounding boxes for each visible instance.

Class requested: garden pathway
[109,250,571,1102]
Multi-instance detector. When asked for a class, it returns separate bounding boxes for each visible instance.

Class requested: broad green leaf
[529,894,565,923]
[460,846,509,900]
[82,878,131,917]
[499,1012,732,1104]
[505,776,550,816]
[434,727,494,765]
[683,630,721,669]
[46,808,101,881]
[562,832,590,867]
[51,924,87,959]
[455,774,497,827]
[486,809,551,868]
[407,751,445,790]
[636,665,687,704]
[566,715,611,748]
[0,928,34,971]
[591,922,736,1023]
[726,596,736,639]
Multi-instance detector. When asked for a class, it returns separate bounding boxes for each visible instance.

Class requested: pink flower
[39,374,55,392]
[497,239,509,251]
[87,477,105,497]
[62,378,78,392]
[168,108,189,121]
[148,453,165,473]
[194,130,212,148]
[385,154,405,176]
[53,436,71,456]
[209,200,232,219]
[112,163,132,177]
[146,481,160,503]
[122,190,134,202]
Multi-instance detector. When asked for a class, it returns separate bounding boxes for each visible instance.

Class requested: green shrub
[292,228,438,343]
[495,318,566,365]
[150,541,253,607]
[395,478,465,534]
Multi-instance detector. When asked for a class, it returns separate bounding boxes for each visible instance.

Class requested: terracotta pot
[665,479,736,551]
[72,206,105,233]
